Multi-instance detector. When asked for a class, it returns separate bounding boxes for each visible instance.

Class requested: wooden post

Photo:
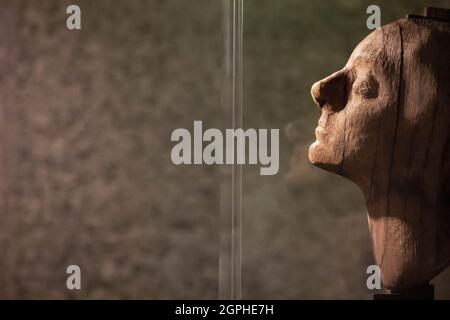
[373,284,434,300]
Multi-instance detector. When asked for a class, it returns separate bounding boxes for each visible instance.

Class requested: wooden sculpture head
[309,14,450,292]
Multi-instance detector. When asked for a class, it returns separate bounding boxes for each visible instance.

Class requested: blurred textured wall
[0,0,448,299]
[0,0,223,299]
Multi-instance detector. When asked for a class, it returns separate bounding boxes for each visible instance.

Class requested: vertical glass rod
[219,0,243,300]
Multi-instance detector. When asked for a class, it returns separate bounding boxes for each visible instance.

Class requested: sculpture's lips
[315,126,327,140]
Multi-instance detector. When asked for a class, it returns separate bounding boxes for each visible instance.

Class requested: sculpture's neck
[361,184,450,291]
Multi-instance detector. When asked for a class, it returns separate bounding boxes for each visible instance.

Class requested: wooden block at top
[423,7,450,22]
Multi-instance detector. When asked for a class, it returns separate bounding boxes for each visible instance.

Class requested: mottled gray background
[0,0,448,299]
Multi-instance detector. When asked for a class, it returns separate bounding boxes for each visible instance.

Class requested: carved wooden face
[308,26,399,187]
[307,18,450,292]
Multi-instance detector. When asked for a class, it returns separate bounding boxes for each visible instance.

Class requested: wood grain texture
[310,12,450,292]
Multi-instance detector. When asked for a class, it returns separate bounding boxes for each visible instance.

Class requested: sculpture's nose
[311,70,348,111]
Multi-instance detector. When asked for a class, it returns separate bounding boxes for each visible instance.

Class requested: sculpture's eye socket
[353,73,379,99]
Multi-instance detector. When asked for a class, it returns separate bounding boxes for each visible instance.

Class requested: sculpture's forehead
[346,28,385,67]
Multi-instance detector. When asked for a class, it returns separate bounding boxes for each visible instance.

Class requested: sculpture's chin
[308,141,342,174]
